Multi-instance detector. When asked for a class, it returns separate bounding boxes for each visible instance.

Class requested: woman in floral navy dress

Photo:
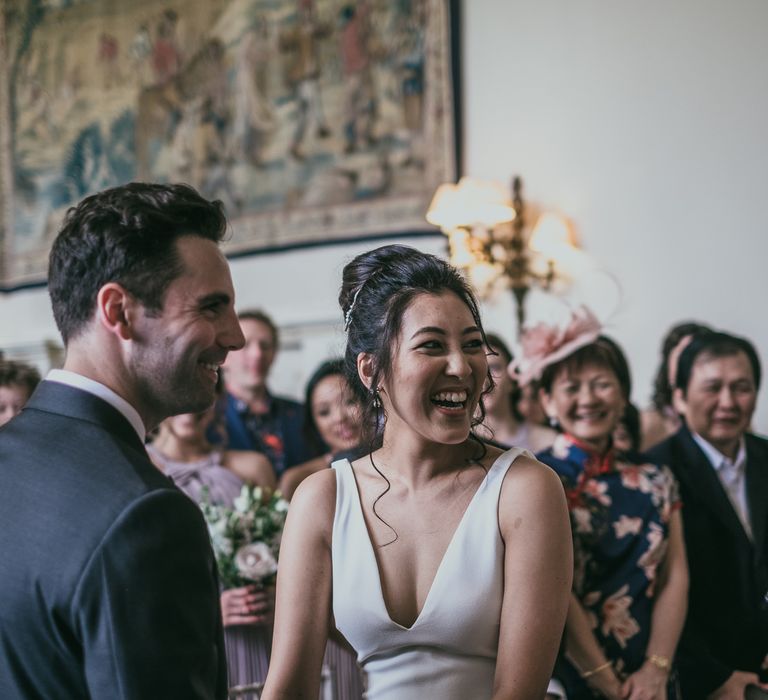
[516,309,689,700]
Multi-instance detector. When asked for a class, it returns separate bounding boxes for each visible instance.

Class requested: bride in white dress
[262,245,572,699]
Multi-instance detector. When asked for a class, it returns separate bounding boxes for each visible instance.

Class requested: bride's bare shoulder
[500,451,566,508]
[286,468,338,539]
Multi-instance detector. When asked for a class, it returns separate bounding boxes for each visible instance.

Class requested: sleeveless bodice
[331,448,527,699]
[147,445,244,506]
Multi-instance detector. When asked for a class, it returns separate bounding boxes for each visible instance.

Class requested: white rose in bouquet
[235,542,278,582]
[201,486,288,589]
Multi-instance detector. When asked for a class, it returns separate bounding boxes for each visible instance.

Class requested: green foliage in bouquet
[200,485,289,590]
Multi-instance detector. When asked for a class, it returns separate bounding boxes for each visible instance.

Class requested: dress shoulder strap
[483,446,533,490]
[331,458,357,525]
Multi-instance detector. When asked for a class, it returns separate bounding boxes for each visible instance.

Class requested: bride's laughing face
[378,291,488,446]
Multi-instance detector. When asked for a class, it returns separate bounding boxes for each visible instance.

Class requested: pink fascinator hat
[510,305,603,386]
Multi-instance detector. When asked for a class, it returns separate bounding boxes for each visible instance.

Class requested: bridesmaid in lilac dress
[148,401,276,689]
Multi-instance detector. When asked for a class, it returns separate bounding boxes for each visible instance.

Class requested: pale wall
[467,0,768,432]
[2,0,767,431]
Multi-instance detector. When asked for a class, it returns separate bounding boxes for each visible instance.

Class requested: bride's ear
[357,352,376,391]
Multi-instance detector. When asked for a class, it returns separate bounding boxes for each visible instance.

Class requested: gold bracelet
[580,660,613,679]
[646,654,671,672]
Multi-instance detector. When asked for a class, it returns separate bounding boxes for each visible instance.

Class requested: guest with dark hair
[476,332,557,452]
[640,321,712,451]
[0,182,245,698]
[220,308,320,478]
[647,331,768,698]
[0,359,41,426]
[278,358,364,500]
[263,244,572,699]
[519,307,688,700]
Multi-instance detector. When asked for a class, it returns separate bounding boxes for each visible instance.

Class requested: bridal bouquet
[200,485,289,589]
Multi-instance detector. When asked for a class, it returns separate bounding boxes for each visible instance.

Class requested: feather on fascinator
[510,305,603,386]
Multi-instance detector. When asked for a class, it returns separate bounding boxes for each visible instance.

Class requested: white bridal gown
[331,448,527,700]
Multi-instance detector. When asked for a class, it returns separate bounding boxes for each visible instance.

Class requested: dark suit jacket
[0,381,228,699]
[220,391,318,476]
[647,427,768,697]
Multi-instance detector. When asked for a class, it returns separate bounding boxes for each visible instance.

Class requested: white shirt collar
[46,369,146,443]
[692,431,747,475]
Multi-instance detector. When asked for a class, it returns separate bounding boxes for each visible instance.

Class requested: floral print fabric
[537,434,681,676]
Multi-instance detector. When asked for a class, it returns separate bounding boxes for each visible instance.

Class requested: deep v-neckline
[345,454,505,631]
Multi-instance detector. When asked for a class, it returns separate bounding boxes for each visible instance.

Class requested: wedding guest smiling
[220,309,319,478]
[518,308,689,700]
[647,332,768,698]
[278,358,364,500]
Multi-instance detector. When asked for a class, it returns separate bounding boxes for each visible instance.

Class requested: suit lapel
[676,428,752,547]
[746,434,768,558]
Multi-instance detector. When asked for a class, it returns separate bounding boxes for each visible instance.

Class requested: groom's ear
[96,283,139,341]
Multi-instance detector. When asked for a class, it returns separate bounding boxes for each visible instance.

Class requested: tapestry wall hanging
[0,0,459,287]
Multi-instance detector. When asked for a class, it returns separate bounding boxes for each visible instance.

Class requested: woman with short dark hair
[519,310,689,699]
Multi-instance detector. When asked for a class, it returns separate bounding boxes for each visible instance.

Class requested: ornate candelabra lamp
[426,175,578,333]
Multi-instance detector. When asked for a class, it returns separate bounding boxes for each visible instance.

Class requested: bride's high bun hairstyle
[339,244,491,445]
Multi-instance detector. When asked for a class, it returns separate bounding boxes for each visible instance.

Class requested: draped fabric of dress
[536,434,682,699]
[331,448,527,700]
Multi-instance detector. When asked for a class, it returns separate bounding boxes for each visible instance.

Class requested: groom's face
[128,236,244,426]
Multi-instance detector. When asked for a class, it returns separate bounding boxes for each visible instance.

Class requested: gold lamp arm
[427,175,578,336]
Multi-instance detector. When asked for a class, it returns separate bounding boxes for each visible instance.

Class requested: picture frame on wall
[0,0,460,289]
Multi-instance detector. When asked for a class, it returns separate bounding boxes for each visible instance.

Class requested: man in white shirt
[0,182,245,699]
[648,331,768,699]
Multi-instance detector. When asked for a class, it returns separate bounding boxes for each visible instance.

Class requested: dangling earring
[372,387,381,409]
[548,415,560,430]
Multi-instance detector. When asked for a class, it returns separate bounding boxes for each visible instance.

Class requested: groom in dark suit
[647,331,768,699]
[0,183,245,699]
